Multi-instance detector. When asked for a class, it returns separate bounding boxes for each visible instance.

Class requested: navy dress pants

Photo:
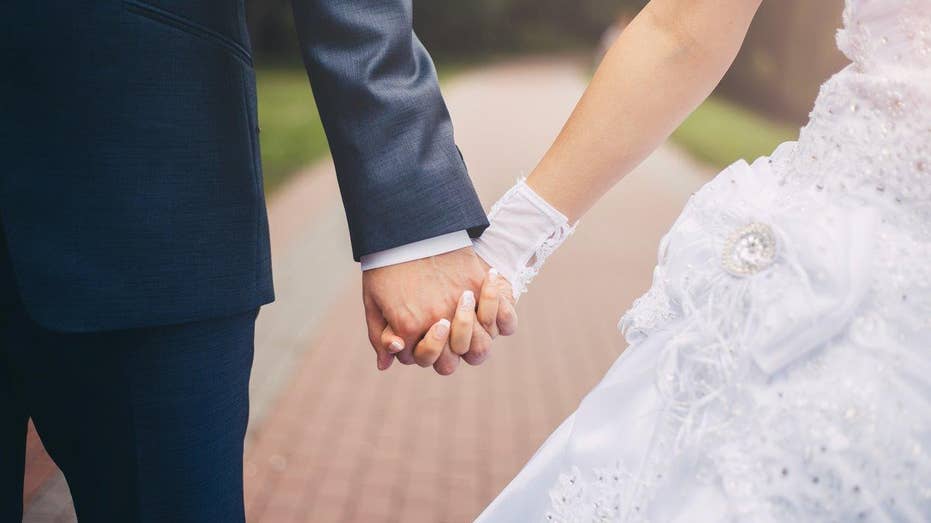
[0,245,257,522]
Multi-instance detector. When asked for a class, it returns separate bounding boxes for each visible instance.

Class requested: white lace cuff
[473,179,576,300]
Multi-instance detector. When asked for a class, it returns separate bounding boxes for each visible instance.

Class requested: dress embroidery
[547,0,931,520]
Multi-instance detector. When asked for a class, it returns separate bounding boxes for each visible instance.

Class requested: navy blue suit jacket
[0,0,487,332]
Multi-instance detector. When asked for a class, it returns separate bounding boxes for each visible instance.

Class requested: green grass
[256,67,798,191]
[671,96,798,169]
[255,67,329,192]
[255,64,468,193]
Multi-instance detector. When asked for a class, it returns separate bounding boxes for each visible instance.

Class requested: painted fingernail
[388,340,404,353]
[459,290,475,310]
[434,318,451,339]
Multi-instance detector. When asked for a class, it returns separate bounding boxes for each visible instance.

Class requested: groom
[0,0,499,521]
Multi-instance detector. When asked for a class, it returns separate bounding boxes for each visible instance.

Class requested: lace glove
[473,179,576,301]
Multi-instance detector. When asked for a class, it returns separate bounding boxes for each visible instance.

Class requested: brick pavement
[241,58,711,522]
[22,57,711,522]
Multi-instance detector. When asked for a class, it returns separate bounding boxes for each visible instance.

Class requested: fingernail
[434,318,451,339]
[388,340,404,353]
[489,268,498,281]
[459,290,475,310]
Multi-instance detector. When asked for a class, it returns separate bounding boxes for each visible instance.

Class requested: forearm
[527,0,761,221]
[291,0,487,260]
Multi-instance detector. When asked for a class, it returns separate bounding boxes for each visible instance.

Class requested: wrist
[360,231,472,271]
[472,178,576,300]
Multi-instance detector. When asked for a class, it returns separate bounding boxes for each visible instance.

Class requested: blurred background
[247,0,845,190]
[22,1,847,522]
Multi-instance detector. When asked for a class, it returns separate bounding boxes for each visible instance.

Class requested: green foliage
[246,2,835,185]
[255,66,329,192]
[254,64,463,192]
[413,0,643,58]
[246,0,646,60]
[246,1,845,124]
[719,0,847,123]
[671,96,798,169]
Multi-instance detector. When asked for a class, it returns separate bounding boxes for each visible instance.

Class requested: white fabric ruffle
[477,154,931,523]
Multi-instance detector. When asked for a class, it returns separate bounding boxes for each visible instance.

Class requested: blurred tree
[245,0,847,123]
[719,0,846,123]
[245,0,646,61]
[412,0,645,57]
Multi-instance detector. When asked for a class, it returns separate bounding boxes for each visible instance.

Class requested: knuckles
[449,339,469,356]
[434,361,457,376]
[368,261,502,374]
[413,347,441,367]
[497,308,518,336]
[396,351,416,365]
[463,351,488,366]
[465,338,490,365]
[393,315,423,339]
[415,356,436,368]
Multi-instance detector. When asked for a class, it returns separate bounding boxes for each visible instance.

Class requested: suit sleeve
[291,0,488,260]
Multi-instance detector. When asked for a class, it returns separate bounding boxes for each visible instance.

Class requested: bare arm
[527,0,762,221]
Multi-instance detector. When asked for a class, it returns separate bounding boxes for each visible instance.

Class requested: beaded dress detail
[476,1,931,521]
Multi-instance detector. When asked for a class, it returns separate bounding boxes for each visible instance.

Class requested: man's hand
[362,247,516,375]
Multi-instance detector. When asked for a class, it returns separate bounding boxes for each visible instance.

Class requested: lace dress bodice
[622,0,931,349]
[776,0,931,224]
[838,0,931,71]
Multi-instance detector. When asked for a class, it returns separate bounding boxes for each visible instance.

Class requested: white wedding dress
[476,1,931,521]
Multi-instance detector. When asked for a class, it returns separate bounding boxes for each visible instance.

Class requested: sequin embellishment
[722,223,777,276]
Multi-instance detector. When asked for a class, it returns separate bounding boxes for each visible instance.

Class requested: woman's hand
[396,266,518,375]
[475,265,519,339]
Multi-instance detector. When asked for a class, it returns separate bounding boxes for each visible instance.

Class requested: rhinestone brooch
[722,223,778,277]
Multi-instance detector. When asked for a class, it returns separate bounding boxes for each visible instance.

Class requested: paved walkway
[22,57,711,522]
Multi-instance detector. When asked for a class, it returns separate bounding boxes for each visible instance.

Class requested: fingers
[389,317,421,365]
[384,324,416,366]
[462,324,492,366]
[497,296,519,337]
[477,268,500,339]
[381,325,405,354]
[450,291,475,355]
[395,346,416,365]
[413,319,451,367]
[373,268,513,373]
[364,296,394,371]
[493,272,519,337]
[433,343,461,376]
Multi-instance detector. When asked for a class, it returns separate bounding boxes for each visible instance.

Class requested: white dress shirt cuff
[360,230,472,271]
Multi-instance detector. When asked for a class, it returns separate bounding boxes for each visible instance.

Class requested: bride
[422,0,929,520]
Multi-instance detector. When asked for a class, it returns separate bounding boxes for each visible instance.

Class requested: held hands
[362,179,570,376]
[408,265,516,374]
[362,247,516,375]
